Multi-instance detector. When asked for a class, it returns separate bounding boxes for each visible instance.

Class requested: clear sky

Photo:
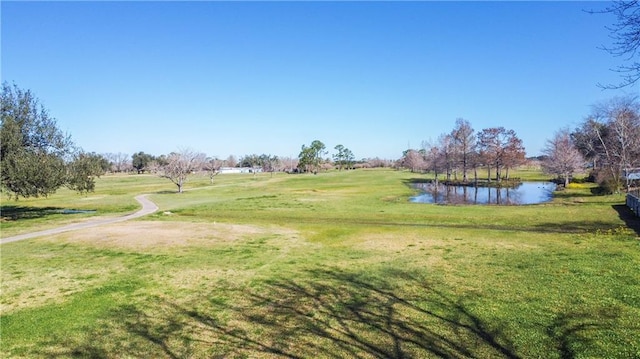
[2,1,638,160]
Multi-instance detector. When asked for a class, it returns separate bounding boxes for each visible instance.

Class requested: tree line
[4,80,637,199]
[0,81,366,197]
[398,119,526,184]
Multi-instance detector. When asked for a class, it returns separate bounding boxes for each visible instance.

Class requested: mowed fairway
[1,169,639,358]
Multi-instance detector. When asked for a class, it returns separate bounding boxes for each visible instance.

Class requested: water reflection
[410,182,556,205]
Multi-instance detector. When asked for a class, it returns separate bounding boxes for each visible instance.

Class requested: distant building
[219,167,263,174]
[623,168,640,181]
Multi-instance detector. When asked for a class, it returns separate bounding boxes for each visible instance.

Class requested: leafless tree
[579,96,640,191]
[104,152,131,173]
[366,157,393,168]
[161,148,206,193]
[451,118,476,182]
[261,154,280,176]
[280,156,299,172]
[476,127,526,182]
[225,155,238,168]
[591,1,640,88]
[422,142,444,184]
[542,129,586,187]
[501,130,526,180]
[476,127,502,182]
[146,160,162,174]
[401,149,426,173]
[203,157,223,183]
[437,134,456,181]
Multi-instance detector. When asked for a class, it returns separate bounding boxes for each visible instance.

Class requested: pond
[410,182,557,205]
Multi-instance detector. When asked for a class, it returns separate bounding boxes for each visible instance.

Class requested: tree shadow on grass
[546,311,615,359]
[0,205,64,221]
[154,190,178,195]
[37,267,621,358]
[612,204,640,236]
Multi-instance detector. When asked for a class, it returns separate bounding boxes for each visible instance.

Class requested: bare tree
[161,149,206,193]
[438,134,456,181]
[203,157,223,183]
[579,96,640,191]
[476,127,502,182]
[451,118,476,182]
[401,149,426,173]
[592,1,640,88]
[366,157,392,168]
[225,155,238,168]
[422,143,444,184]
[280,156,299,172]
[260,154,280,177]
[502,130,526,180]
[476,127,526,182]
[542,129,586,187]
[104,152,131,173]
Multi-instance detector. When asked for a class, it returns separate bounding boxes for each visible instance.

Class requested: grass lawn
[1,169,639,358]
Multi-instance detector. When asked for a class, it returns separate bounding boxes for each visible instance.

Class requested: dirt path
[0,194,159,245]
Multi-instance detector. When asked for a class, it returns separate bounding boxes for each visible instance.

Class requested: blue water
[410,182,556,205]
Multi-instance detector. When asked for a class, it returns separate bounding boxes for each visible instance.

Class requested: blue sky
[2,1,637,160]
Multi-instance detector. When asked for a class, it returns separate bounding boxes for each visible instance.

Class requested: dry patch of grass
[354,229,540,252]
[51,221,299,250]
[2,221,306,316]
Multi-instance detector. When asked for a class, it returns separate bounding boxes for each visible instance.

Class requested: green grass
[1,169,639,358]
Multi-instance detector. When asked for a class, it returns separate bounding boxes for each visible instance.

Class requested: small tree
[161,149,206,193]
[203,157,223,183]
[542,129,585,187]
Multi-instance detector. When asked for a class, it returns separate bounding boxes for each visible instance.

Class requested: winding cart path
[0,195,159,244]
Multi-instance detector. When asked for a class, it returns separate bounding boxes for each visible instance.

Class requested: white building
[219,167,263,174]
